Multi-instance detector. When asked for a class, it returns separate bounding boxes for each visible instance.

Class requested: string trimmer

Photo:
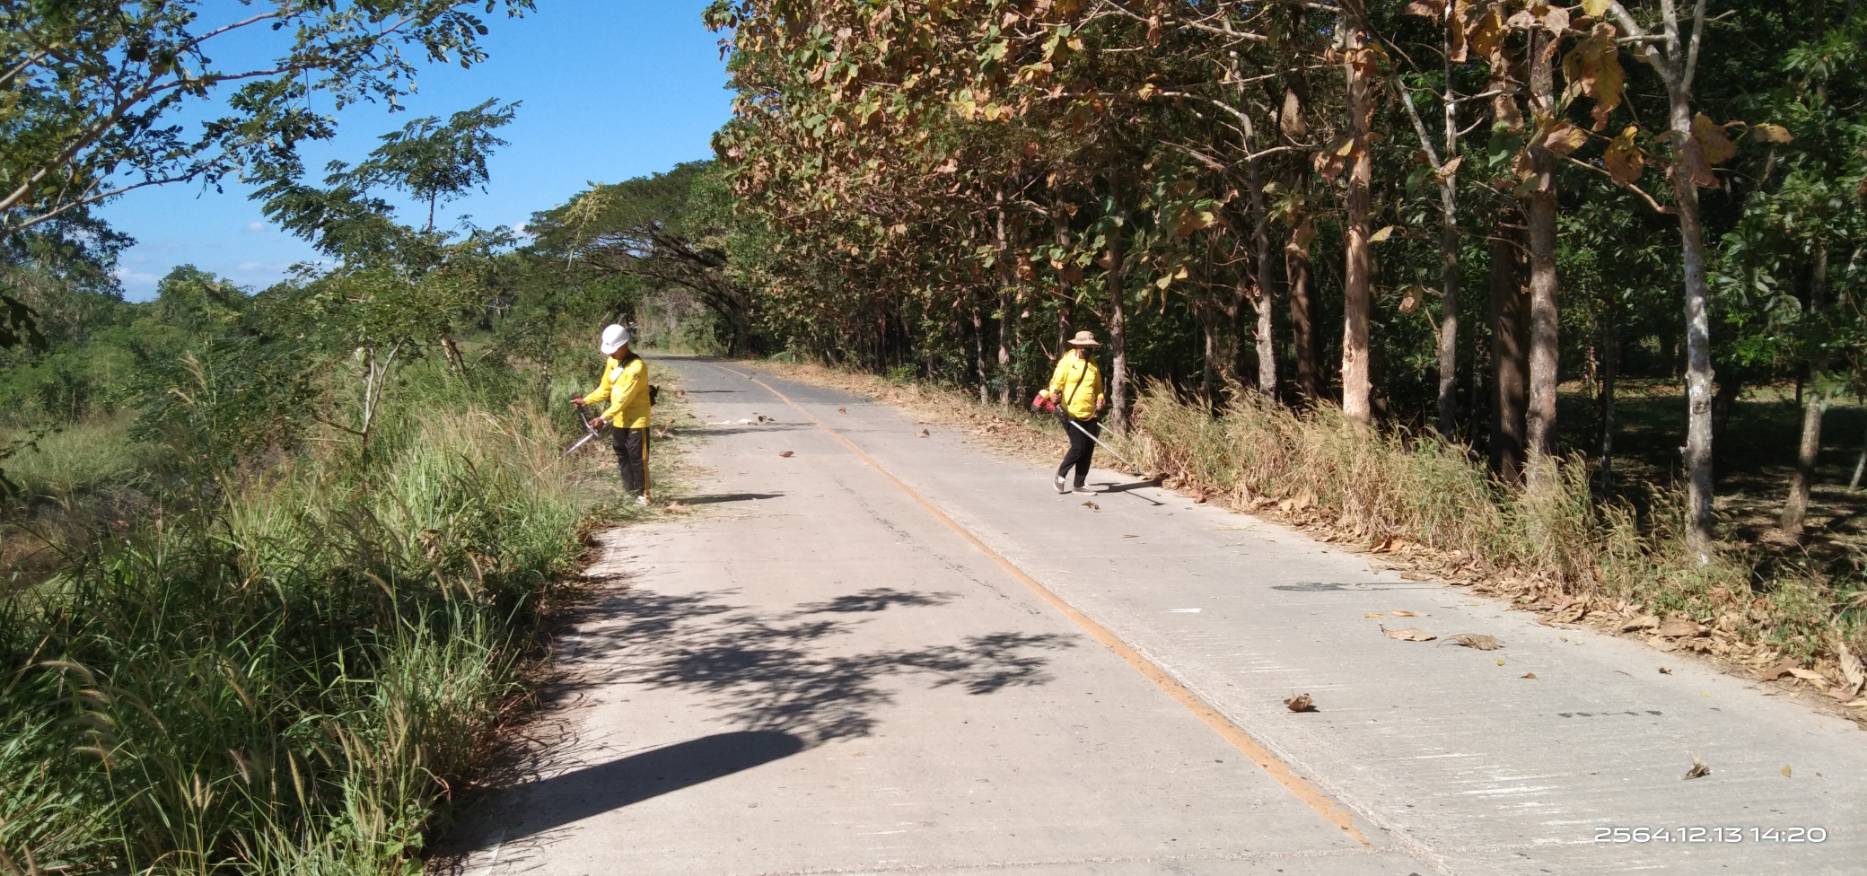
[561,400,606,459]
[1032,394,1159,481]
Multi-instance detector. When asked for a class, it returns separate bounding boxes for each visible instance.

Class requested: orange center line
[704,361,1373,846]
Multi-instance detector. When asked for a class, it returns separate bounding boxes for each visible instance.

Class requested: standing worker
[1035,330,1107,494]
[571,324,652,505]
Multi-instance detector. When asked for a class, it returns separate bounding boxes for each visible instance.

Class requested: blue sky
[98,0,734,301]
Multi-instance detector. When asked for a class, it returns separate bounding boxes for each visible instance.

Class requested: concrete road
[441,357,1864,875]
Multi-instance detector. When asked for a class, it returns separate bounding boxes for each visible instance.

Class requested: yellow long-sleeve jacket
[1042,351,1104,421]
[582,354,651,429]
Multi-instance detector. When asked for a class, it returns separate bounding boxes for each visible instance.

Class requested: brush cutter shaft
[561,400,607,459]
[1067,419,1136,468]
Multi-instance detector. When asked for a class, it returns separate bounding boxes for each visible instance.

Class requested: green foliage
[527,162,753,353]
[0,0,536,240]
[2,357,599,872]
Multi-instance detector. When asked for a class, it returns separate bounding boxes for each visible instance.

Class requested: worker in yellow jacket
[571,324,652,504]
[1035,330,1107,494]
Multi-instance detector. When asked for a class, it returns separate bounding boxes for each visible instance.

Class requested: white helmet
[600,324,632,356]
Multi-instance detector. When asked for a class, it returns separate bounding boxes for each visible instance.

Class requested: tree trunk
[995,188,1014,407]
[1490,223,1529,484]
[1053,204,1073,355]
[1241,97,1279,399]
[1339,9,1375,426]
[1286,215,1320,402]
[1433,0,1461,437]
[1523,27,1561,469]
[996,298,1012,406]
[971,305,989,404]
[1106,206,1129,432]
[1247,164,1278,399]
[1780,241,1829,536]
[1435,178,1460,437]
[1598,295,1619,491]
[1668,94,1717,557]
[1202,308,1220,399]
[1851,421,1867,492]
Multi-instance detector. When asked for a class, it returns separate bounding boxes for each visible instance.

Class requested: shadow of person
[449,731,805,855]
[678,492,786,505]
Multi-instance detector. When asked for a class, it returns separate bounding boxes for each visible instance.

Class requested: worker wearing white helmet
[571,324,653,504]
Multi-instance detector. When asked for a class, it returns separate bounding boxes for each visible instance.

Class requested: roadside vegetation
[0,256,663,871]
[0,4,681,868]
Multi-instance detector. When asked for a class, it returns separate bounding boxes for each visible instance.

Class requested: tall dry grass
[1128,382,1862,671]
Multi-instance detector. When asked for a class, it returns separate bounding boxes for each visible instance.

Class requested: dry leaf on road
[838,406,847,414]
[778,450,795,458]
[1364,612,1385,620]
[1658,666,1673,675]
[1449,633,1504,651]
[1391,609,1420,617]
[1081,500,1100,511]
[917,428,931,437]
[1520,672,1538,680]
[1284,693,1316,713]
[1382,626,1436,642]
[1781,765,1792,778]
[1683,756,1711,780]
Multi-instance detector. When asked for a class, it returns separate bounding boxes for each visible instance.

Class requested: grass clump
[0,357,610,873]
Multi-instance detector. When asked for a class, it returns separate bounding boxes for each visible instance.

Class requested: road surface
[441,357,1863,875]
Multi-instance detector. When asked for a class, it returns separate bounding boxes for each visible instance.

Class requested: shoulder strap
[1062,356,1091,409]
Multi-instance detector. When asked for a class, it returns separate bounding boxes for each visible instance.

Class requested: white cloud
[245,221,268,233]
[115,267,163,299]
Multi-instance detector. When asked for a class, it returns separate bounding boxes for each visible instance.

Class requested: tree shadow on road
[552,584,1072,743]
[792,586,958,614]
[436,584,1074,865]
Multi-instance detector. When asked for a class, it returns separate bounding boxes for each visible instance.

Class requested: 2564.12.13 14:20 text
[1594,826,1828,844]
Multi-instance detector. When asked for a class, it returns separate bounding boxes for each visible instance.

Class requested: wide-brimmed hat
[1066,330,1101,347]
[600,324,632,355]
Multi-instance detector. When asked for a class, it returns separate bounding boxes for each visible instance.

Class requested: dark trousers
[1056,417,1099,487]
[612,427,650,496]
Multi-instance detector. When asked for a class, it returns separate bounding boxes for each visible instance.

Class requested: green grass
[2,421,155,502]
[0,352,627,873]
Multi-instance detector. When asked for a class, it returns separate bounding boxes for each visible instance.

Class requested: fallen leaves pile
[1283,693,1317,713]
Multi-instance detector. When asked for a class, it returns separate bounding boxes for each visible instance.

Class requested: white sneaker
[635,495,650,507]
[1054,475,1069,494]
